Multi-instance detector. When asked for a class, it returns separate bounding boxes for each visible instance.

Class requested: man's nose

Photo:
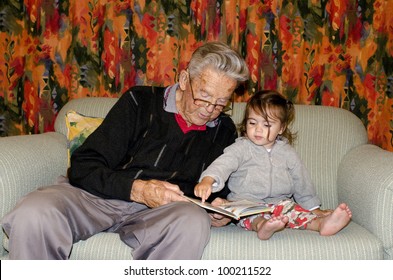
[204,104,216,113]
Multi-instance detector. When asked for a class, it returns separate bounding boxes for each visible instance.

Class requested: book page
[183,196,239,219]
[183,196,272,220]
[219,200,272,217]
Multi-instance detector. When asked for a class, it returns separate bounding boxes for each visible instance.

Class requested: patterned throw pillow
[65,110,104,166]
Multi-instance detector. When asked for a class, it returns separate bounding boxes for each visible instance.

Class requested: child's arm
[194,176,216,202]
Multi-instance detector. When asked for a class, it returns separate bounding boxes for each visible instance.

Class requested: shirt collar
[163,84,178,113]
[163,83,219,128]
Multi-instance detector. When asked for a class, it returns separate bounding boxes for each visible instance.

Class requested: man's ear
[178,70,188,91]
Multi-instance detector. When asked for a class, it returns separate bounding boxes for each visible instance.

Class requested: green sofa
[1,96,392,260]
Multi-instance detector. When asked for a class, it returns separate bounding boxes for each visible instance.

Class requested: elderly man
[2,41,249,260]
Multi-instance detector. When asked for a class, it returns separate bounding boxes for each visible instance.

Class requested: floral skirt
[238,199,318,231]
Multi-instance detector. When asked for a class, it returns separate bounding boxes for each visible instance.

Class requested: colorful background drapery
[1,0,392,151]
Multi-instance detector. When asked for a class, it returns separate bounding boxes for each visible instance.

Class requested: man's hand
[130,179,187,208]
[209,197,232,227]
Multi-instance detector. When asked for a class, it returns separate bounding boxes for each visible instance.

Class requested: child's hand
[194,177,215,202]
[194,183,212,203]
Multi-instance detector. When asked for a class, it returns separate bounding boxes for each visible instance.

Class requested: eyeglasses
[188,75,229,112]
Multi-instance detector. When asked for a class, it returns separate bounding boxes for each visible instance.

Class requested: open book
[184,196,273,220]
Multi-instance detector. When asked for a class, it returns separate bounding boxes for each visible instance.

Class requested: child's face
[245,108,284,149]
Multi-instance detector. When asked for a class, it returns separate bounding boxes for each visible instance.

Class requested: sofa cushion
[65,110,103,165]
[55,97,118,137]
[203,223,383,259]
[52,221,385,260]
[69,232,132,260]
[1,220,383,260]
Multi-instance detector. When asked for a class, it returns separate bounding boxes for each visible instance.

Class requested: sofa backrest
[55,97,119,136]
[56,98,369,209]
[293,105,368,208]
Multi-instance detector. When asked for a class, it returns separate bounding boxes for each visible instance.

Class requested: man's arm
[68,91,142,201]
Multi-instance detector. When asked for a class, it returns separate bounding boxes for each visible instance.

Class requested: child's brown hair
[239,90,297,145]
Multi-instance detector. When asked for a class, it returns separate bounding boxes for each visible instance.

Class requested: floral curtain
[1,0,392,151]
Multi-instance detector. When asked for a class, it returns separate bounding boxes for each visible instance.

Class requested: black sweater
[68,86,237,201]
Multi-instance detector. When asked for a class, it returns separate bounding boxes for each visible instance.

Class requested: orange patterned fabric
[0,0,392,151]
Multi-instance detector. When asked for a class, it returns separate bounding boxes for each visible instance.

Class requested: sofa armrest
[0,132,68,256]
[338,144,393,259]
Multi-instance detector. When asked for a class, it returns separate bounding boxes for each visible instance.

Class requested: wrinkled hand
[209,197,232,227]
[312,208,333,217]
[130,179,187,208]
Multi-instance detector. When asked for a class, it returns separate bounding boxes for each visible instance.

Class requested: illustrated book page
[184,196,272,220]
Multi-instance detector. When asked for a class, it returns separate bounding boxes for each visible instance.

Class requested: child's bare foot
[319,203,352,236]
[256,215,288,240]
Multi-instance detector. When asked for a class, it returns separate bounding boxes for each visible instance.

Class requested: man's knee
[2,187,68,232]
[170,202,211,236]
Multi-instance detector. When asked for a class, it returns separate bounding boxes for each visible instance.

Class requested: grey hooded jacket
[199,137,321,210]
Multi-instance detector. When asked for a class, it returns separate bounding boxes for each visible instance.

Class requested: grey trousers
[1,176,211,260]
